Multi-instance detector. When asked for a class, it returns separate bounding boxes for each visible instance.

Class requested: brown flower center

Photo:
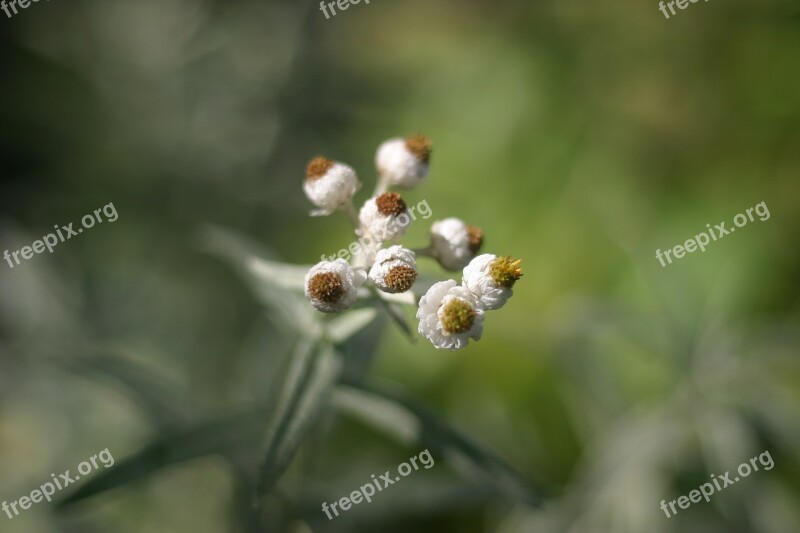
[489,256,523,288]
[307,272,345,302]
[375,193,407,217]
[440,299,476,334]
[467,225,484,254]
[306,156,334,181]
[405,135,432,164]
[384,265,417,293]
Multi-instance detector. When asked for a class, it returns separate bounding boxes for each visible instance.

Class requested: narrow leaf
[247,256,308,292]
[57,408,269,508]
[60,354,194,429]
[339,312,386,386]
[200,225,319,334]
[370,287,414,341]
[333,384,544,506]
[327,308,378,344]
[256,342,341,496]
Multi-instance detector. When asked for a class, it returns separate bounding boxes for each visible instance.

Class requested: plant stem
[373,174,389,197]
[410,246,433,258]
[341,199,360,231]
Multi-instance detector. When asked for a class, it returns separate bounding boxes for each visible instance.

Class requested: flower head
[369,245,417,293]
[304,259,366,313]
[359,192,411,241]
[416,280,484,350]
[462,254,522,310]
[376,135,432,188]
[430,218,484,271]
[303,156,360,215]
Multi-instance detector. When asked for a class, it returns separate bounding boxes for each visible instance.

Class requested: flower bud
[369,245,417,293]
[430,218,484,271]
[416,280,484,350]
[304,259,366,313]
[462,254,522,310]
[376,135,432,188]
[358,193,411,241]
[303,156,360,215]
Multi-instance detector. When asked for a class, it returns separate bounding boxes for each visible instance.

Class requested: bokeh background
[1,0,799,531]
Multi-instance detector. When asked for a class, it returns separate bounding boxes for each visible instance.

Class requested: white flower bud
[462,254,522,310]
[430,218,484,271]
[416,280,484,350]
[376,135,432,188]
[304,259,366,313]
[303,156,360,215]
[358,193,411,242]
[369,245,417,293]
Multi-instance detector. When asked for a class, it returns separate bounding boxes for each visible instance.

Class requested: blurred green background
[1,0,799,531]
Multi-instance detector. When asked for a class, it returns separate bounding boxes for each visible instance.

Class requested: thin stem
[368,285,416,339]
[410,246,433,258]
[341,198,360,231]
[373,173,389,197]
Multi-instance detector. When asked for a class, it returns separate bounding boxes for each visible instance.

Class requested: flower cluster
[302,135,522,350]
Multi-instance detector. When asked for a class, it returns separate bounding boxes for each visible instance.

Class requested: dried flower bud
[376,135,432,188]
[369,245,417,293]
[304,259,366,313]
[462,254,522,310]
[303,156,360,215]
[358,193,411,241]
[416,280,484,350]
[430,218,484,271]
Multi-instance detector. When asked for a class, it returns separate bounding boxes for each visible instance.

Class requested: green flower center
[440,299,476,334]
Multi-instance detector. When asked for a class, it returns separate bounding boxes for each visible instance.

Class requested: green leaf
[56,408,269,508]
[256,341,342,496]
[332,383,545,506]
[60,353,195,430]
[199,225,319,334]
[369,287,415,341]
[247,255,309,293]
[339,311,386,386]
[326,308,378,345]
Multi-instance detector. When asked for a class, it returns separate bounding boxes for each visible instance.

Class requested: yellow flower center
[489,256,523,288]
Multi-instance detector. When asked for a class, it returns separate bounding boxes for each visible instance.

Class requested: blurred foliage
[1,0,799,532]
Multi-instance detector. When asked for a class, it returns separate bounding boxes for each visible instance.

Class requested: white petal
[376,138,429,188]
[359,197,410,241]
[417,280,483,350]
[303,162,360,212]
[430,218,475,271]
[462,254,513,310]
